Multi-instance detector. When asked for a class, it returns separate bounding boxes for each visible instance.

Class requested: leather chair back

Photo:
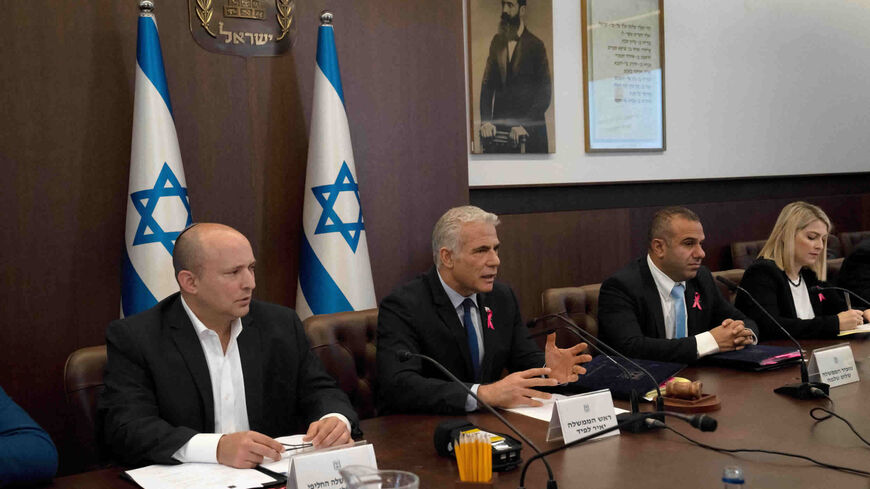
[827,257,844,283]
[838,231,870,257]
[731,240,766,269]
[303,309,378,420]
[826,234,843,259]
[540,284,601,347]
[63,345,107,472]
[711,269,745,304]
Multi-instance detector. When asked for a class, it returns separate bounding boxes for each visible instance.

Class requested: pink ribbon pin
[819,293,826,302]
[692,292,702,310]
[485,307,494,330]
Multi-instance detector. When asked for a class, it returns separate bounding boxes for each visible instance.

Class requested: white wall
[466,0,870,187]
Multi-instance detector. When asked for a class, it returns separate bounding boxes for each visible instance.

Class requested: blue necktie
[462,298,481,380]
[671,283,687,339]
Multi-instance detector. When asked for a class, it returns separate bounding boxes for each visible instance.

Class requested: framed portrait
[581,0,665,151]
[467,0,555,154]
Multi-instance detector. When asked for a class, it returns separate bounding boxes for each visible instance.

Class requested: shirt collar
[647,254,684,301]
[180,295,243,340]
[516,22,524,39]
[436,269,479,311]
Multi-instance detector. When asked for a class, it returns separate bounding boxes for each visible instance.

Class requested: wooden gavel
[665,379,703,400]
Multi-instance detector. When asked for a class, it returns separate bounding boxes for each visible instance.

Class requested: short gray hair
[432,206,500,266]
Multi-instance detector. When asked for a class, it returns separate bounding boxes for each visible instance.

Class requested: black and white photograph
[468,0,555,154]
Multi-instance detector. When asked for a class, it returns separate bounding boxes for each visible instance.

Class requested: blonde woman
[736,202,868,339]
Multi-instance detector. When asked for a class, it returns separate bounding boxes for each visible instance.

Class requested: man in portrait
[479,0,552,153]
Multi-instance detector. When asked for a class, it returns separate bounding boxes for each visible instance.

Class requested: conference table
[51,337,870,489]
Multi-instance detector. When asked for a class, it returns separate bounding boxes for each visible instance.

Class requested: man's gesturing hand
[544,332,592,383]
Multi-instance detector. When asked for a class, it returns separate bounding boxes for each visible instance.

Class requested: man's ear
[649,238,666,259]
[439,248,454,269]
[177,270,197,294]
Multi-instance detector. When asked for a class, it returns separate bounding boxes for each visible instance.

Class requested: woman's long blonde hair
[758,201,831,280]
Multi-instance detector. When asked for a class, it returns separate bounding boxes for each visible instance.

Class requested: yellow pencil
[483,433,491,482]
[454,436,464,481]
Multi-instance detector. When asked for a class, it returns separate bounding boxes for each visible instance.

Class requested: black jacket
[598,257,758,363]
[736,258,843,339]
[376,267,544,414]
[98,293,358,467]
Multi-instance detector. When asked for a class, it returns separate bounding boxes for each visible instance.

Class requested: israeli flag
[296,18,376,320]
[121,10,191,317]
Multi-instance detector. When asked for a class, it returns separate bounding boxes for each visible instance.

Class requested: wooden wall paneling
[244,54,308,305]
[497,209,632,319]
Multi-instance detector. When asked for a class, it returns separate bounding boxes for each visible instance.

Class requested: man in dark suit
[837,237,870,301]
[377,206,590,414]
[598,207,758,363]
[99,223,358,468]
[479,0,551,153]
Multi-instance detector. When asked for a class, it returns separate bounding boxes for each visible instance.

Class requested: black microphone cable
[808,391,870,448]
[518,411,718,487]
[655,423,870,477]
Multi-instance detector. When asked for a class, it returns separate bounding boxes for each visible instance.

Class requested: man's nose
[695,245,706,259]
[488,250,500,267]
[244,269,256,290]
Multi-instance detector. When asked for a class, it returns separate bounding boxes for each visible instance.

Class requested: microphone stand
[527,313,666,432]
[397,351,559,489]
[716,276,829,399]
[810,285,870,307]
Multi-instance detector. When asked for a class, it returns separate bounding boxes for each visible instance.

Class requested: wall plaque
[188,0,296,56]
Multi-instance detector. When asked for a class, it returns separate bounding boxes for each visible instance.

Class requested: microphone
[527,312,665,431]
[809,285,870,308]
[715,276,829,399]
[518,410,717,488]
[396,350,559,489]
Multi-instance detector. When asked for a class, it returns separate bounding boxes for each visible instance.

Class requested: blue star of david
[312,161,365,252]
[131,162,192,254]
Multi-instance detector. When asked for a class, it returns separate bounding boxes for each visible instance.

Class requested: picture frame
[581,0,665,152]
[467,0,555,154]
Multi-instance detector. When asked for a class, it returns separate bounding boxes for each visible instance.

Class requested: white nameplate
[808,343,860,388]
[546,388,619,444]
[287,443,377,489]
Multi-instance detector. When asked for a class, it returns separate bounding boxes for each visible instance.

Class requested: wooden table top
[51,337,870,489]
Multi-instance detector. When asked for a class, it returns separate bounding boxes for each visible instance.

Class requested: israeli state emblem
[188,0,296,57]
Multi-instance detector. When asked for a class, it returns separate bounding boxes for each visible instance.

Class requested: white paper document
[125,462,276,489]
[125,434,311,489]
[838,323,870,336]
[504,394,569,421]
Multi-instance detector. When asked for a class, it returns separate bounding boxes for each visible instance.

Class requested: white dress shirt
[646,255,720,358]
[437,271,485,412]
[789,277,816,320]
[172,296,350,463]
